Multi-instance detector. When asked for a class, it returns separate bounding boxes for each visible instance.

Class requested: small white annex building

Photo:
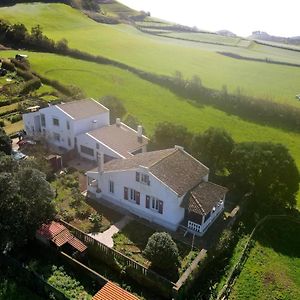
[77,118,149,162]
[23,99,109,151]
[86,146,227,236]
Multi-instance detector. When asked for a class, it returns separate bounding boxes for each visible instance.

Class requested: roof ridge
[191,192,205,215]
[148,148,178,169]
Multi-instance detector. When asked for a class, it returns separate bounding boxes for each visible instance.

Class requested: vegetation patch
[113,220,198,280]
[229,218,300,300]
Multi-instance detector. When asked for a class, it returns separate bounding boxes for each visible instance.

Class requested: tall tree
[228,142,299,211]
[0,127,12,155]
[0,157,55,251]
[191,127,234,175]
[149,122,193,151]
[100,96,126,124]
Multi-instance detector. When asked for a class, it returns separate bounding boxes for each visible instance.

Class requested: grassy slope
[2,49,300,206]
[229,219,300,300]
[1,3,300,106]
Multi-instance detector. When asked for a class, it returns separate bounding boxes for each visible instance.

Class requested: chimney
[92,119,97,130]
[137,125,143,138]
[116,118,121,126]
[97,152,104,173]
[175,145,184,151]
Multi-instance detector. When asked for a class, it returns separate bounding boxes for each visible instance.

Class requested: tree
[191,127,234,176]
[100,96,127,124]
[0,127,12,155]
[144,232,179,271]
[228,142,299,211]
[0,156,55,251]
[149,122,193,151]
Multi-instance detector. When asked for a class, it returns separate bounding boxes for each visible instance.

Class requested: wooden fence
[60,219,177,298]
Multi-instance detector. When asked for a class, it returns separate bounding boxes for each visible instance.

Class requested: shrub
[20,78,41,95]
[144,232,179,271]
[0,119,4,127]
[10,114,22,123]
[1,60,15,72]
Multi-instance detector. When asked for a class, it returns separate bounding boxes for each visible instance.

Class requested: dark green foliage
[149,122,193,151]
[124,114,140,131]
[9,114,22,123]
[228,142,300,211]
[0,156,55,251]
[144,232,179,271]
[0,119,4,127]
[0,127,11,155]
[100,95,126,124]
[191,127,234,175]
[81,0,99,12]
[20,78,42,95]
[1,59,15,72]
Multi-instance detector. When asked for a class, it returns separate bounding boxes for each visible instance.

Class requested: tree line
[149,122,300,214]
[1,20,300,132]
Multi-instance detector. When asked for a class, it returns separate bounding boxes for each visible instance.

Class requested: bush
[144,232,179,271]
[10,114,22,123]
[1,60,15,72]
[0,119,4,127]
[20,78,41,95]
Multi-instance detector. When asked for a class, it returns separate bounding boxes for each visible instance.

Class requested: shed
[36,221,87,253]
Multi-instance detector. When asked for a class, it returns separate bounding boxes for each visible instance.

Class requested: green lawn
[2,49,300,206]
[1,3,300,106]
[229,218,300,300]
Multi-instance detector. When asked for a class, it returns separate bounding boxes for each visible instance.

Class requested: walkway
[89,215,132,248]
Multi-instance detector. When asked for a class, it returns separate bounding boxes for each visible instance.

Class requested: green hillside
[229,218,300,300]
[1,3,300,106]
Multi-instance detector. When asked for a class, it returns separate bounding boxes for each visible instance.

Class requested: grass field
[229,218,300,300]
[1,3,300,106]
[1,49,300,206]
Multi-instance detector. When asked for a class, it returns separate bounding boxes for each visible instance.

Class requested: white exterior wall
[76,133,123,161]
[87,168,185,231]
[73,113,109,136]
[22,105,109,151]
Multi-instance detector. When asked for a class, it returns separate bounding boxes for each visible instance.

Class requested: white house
[86,146,227,236]
[23,98,109,150]
[76,118,149,162]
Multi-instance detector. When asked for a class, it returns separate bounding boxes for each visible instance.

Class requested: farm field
[1,3,300,106]
[229,218,300,300]
[1,49,300,206]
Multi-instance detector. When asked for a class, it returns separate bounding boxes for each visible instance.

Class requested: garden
[52,170,123,233]
[113,220,199,281]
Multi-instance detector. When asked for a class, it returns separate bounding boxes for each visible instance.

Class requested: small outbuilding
[36,221,87,254]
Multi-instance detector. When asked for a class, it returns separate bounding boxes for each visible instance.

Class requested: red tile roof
[93,282,139,300]
[36,221,87,253]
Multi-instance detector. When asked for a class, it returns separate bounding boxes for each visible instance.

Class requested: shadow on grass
[254,218,300,258]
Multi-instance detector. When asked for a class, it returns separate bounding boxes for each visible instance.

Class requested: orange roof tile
[36,221,66,239]
[93,282,139,300]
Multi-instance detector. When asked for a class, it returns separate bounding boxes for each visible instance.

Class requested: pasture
[1,3,300,106]
[229,218,300,300]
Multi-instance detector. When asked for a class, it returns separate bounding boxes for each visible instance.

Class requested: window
[41,114,46,127]
[141,174,150,185]
[109,181,114,194]
[53,118,59,126]
[66,120,70,130]
[53,132,60,142]
[124,187,128,200]
[96,143,100,150]
[136,172,150,185]
[80,145,94,156]
[146,195,163,214]
[68,138,71,147]
[124,187,140,205]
